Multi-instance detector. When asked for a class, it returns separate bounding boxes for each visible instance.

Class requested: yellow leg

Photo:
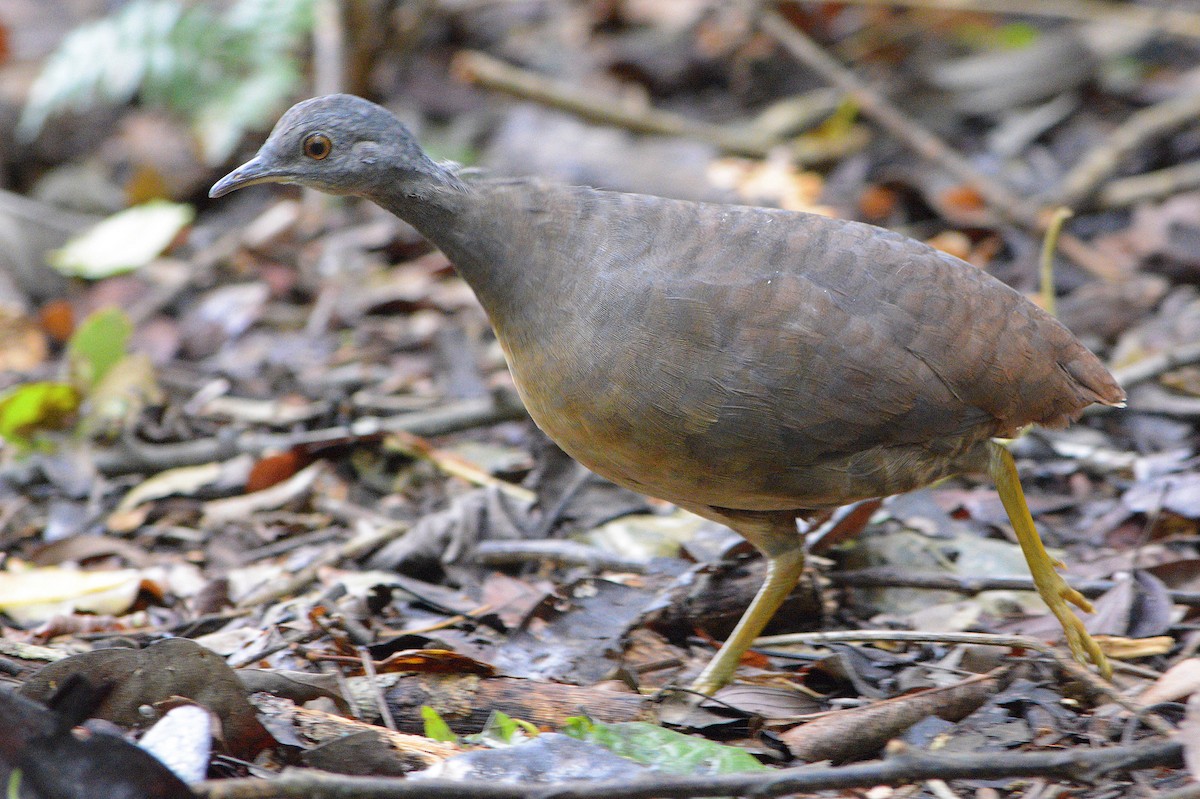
[988,441,1110,678]
[689,543,806,695]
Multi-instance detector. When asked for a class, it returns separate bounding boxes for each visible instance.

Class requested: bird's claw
[1040,571,1111,679]
[1060,581,1094,614]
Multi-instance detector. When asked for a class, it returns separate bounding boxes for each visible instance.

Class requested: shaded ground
[0,2,1198,798]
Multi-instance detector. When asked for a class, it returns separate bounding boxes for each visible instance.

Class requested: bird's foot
[987,442,1110,680]
[1031,563,1111,679]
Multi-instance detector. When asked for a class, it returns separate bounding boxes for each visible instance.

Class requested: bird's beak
[209,156,286,198]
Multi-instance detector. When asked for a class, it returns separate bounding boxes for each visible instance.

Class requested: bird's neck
[368,162,469,237]
[374,179,468,239]
[371,173,554,332]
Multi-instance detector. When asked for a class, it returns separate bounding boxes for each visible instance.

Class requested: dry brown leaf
[0,308,47,371]
[1183,691,1200,779]
[1137,658,1200,706]
[1094,635,1176,660]
[200,461,324,526]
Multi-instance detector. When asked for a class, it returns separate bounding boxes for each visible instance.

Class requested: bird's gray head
[210,94,439,200]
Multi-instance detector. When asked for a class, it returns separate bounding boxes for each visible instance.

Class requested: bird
[211,94,1125,694]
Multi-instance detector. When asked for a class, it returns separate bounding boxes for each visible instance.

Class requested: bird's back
[422,176,1123,511]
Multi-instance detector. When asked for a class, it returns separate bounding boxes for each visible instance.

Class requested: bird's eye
[303,133,332,160]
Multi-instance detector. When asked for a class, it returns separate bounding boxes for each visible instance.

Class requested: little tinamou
[212,95,1124,693]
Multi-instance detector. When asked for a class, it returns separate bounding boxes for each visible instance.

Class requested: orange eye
[303,133,331,160]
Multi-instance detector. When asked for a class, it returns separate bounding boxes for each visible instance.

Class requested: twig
[1125,383,1200,420]
[755,629,1176,732]
[829,568,1200,607]
[82,393,528,477]
[235,516,410,608]
[1052,657,1175,736]
[781,0,1200,40]
[756,628,1072,658]
[759,9,1124,281]
[192,739,1182,799]
[453,50,762,154]
[385,430,536,503]
[358,646,397,732]
[1098,160,1200,209]
[1111,340,1200,391]
[1057,91,1200,208]
[451,50,862,163]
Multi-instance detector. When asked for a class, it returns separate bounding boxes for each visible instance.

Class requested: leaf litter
[0,2,1198,797]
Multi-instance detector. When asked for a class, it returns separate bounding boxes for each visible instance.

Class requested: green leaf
[19,0,313,148]
[952,20,1041,52]
[68,308,133,390]
[996,22,1040,50]
[482,710,521,745]
[49,201,194,279]
[0,382,81,447]
[78,353,161,441]
[18,0,187,138]
[563,718,766,775]
[467,710,541,746]
[421,706,458,743]
[193,64,302,165]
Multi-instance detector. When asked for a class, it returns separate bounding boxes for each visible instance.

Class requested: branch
[1057,92,1200,208]
[451,50,865,163]
[829,567,1200,607]
[1098,160,1200,209]
[754,629,1174,731]
[192,739,1182,799]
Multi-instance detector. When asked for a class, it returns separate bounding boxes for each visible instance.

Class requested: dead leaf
[0,677,193,799]
[1125,472,1200,518]
[0,565,145,625]
[709,683,821,719]
[782,670,1002,762]
[378,649,496,676]
[1138,658,1200,706]
[0,307,48,371]
[200,461,324,526]
[371,674,648,735]
[1184,692,1200,779]
[1094,635,1175,660]
[113,455,253,518]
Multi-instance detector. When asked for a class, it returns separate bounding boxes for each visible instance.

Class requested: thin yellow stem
[1039,206,1072,317]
